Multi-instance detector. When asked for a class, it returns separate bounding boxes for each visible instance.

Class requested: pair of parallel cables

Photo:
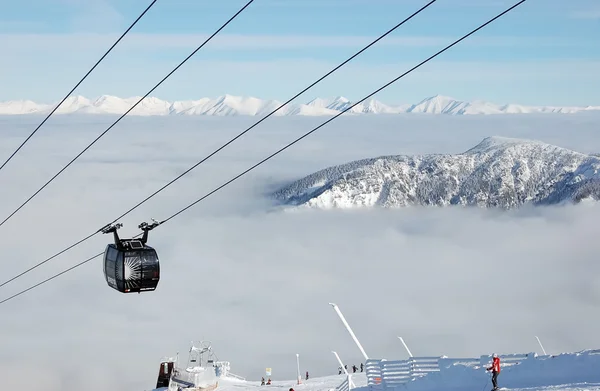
[0,0,528,306]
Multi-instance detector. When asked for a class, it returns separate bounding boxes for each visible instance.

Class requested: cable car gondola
[101,219,161,294]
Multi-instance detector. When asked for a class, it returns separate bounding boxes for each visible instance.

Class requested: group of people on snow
[260,377,271,386]
[337,363,363,374]
[260,371,309,386]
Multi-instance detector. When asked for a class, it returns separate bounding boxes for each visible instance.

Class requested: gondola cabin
[100,220,161,294]
[103,240,160,293]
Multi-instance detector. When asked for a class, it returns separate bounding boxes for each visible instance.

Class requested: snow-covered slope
[272,136,600,209]
[151,349,600,391]
[200,374,366,391]
[1,94,598,116]
[390,349,600,391]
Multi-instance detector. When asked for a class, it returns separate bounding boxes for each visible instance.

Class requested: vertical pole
[175,352,179,379]
[535,336,548,355]
[397,337,414,358]
[296,353,302,385]
[329,303,369,361]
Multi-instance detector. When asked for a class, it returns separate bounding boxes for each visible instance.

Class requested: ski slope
[154,372,600,391]
[155,350,600,391]
[151,374,368,391]
[215,374,367,391]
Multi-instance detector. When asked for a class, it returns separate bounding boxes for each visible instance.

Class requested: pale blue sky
[1,0,599,106]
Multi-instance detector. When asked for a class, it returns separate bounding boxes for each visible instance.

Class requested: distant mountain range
[1,94,599,116]
[272,136,600,209]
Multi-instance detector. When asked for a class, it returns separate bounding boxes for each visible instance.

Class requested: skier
[360,363,364,372]
[352,365,357,373]
[486,353,501,390]
[306,371,309,380]
[338,367,342,375]
[261,377,265,386]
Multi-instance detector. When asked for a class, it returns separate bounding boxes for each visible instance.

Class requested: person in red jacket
[487,353,501,390]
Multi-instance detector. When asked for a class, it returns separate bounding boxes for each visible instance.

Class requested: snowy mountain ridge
[272,136,600,209]
[1,94,599,116]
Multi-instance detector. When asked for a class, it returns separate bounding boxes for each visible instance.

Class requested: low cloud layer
[0,114,599,391]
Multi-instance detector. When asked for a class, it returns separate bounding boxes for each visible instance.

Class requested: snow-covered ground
[213,374,367,391]
[212,376,600,391]
[157,371,600,391]
[398,350,600,391]
[188,350,600,391]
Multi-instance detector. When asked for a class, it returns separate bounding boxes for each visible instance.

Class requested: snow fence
[365,349,600,391]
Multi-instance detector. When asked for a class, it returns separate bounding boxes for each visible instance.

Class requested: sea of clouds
[1,112,599,391]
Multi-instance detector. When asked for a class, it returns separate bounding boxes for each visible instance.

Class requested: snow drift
[272,136,600,209]
[1,94,599,116]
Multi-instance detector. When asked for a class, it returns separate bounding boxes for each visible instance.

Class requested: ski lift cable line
[0,0,528,307]
[0,0,256,231]
[0,0,159,174]
[162,2,528,226]
[0,0,439,290]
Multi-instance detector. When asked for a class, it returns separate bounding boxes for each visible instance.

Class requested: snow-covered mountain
[0,94,598,116]
[272,136,600,209]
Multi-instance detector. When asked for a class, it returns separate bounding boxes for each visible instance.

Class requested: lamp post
[332,351,355,390]
[329,303,369,361]
[535,336,548,355]
[398,337,414,358]
[296,353,301,385]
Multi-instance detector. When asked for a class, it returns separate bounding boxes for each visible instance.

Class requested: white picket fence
[366,352,536,391]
